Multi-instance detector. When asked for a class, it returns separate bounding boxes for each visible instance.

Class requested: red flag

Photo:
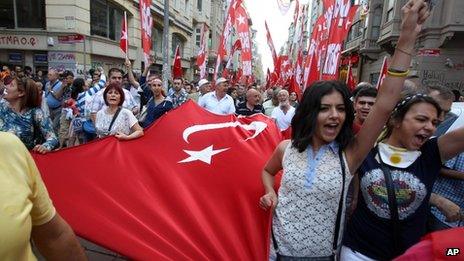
[264,20,278,66]
[346,64,356,92]
[265,68,271,89]
[119,11,128,54]
[139,0,153,63]
[33,101,283,260]
[172,45,183,78]
[214,0,243,82]
[196,24,209,79]
[376,56,388,90]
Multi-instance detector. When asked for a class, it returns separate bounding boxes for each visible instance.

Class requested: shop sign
[418,49,441,57]
[0,35,45,49]
[9,53,23,63]
[58,34,84,44]
[48,51,77,74]
[34,54,48,64]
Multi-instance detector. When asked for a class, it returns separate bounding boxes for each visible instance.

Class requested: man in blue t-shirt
[45,69,67,133]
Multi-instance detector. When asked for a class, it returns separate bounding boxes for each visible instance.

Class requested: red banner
[321,0,358,80]
[139,0,153,63]
[33,101,282,260]
[376,56,388,90]
[196,24,209,79]
[235,4,252,76]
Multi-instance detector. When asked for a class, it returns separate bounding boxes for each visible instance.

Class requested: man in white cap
[198,77,235,115]
[197,79,211,104]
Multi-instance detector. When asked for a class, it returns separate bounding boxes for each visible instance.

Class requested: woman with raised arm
[259,0,432,259]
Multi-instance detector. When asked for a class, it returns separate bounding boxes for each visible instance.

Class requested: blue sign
[9,53,23,62]
[34,54,48,63]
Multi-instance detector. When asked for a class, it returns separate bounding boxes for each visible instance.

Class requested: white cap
[198,79,209,87]
[216,77,228,85]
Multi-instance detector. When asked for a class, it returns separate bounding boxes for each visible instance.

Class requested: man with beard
[236,89,264,116]
[271,89,295,130]
[352,86,377,134]
[169,77,189,108]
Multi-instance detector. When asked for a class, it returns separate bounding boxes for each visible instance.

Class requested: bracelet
[396,47,413,56]
[387,69,410,77]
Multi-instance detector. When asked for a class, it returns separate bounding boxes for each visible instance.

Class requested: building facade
[341,0,464,92]
[0,0,226,81]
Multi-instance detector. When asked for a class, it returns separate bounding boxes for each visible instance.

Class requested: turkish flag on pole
[172,45,183,78]
[139,0,153,63]
[376,56,388,90]
[33,101,282,260]
[346,63,356,93]
[119,11,128,55]
[265,20,278,67]
[235,4,252,76]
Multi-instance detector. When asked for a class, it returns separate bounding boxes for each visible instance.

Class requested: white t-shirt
[95,107,138,138]
[198,91,236,115]
[271,106,295,130]
[90,87,138,114]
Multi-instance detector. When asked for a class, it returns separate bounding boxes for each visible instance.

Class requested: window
[152,26,163,53]
[91,0,124,41]
[346,21,362,42]
[172,34,184,56]
[0,0,45,29]
[385,0,394,22]
[195,28,201,47]
[370,72,380,86]
[197,0,202,11]
[370,7,382,39]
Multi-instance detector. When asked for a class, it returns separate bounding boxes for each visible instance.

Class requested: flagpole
[124,11,128,59]
[162,0,170,93]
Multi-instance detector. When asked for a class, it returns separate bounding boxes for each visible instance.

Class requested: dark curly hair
[291,81,354,153]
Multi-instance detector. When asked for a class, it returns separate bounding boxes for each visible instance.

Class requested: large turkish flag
[33,101,282,260]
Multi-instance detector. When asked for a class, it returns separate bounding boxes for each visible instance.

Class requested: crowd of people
[0,0,462,259]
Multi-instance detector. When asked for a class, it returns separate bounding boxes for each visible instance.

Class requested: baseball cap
[198,79,209,87]
[216,77,228,85]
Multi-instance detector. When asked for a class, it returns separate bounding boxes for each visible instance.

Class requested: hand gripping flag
[32,101,283,260]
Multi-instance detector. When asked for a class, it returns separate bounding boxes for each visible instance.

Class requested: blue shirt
[45,80,63,109]
[431,154,464,227]
[305,142,339,188]
[141,98,173,128]
[0,100,58,150]
[344,138,442,260]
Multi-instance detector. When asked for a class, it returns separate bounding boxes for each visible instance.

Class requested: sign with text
[58,34,84,44]
[0,35,47,50]
[48,51,77,74]
[417,49,441,57]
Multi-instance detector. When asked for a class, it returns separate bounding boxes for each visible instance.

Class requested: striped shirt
[76,74,106,117]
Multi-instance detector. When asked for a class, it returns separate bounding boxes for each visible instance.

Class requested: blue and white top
[344,138,442,260]
[0,100,58,150]
[431,153,464,228]
[273,141,351,257]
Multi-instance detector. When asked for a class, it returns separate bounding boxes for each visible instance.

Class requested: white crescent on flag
[182,121,268,143]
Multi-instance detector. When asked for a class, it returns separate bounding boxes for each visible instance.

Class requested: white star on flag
[282,60,289,67]
[179,145,229,165]
[237,14,246,26]
[121,30,127,40]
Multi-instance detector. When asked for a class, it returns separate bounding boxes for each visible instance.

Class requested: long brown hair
[12,77,41,110]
